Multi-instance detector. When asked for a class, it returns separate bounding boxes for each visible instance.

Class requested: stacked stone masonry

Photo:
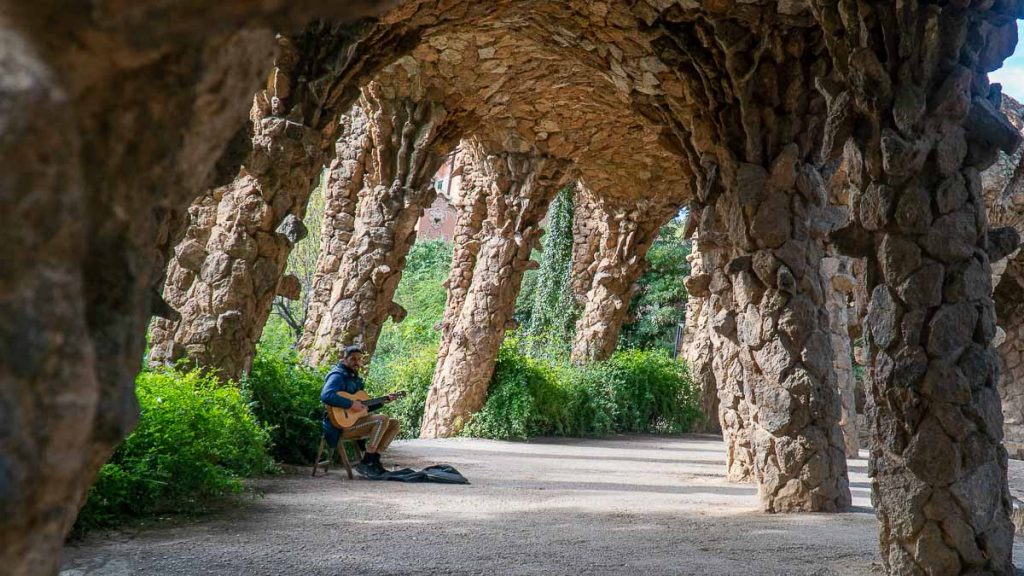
[6,2,1024,574]
[300,67,460,364]
[816,1,1023,572]
[570,198,681,364]
[298,106,373,357]
[421,138,567,438]
[149,59,323,380]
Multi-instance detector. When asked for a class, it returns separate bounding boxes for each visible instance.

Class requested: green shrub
[242,344,326,465]
[372,240,452,367]
[462,339,698,440]
[365,345,438,439]
[591,348,700,434]
[75,368,271,531]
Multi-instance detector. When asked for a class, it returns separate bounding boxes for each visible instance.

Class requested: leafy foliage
[463,338,699,440]
[242,338,327,465]
[519,187,578,355]
[369,240,452,384]
[75,368,272,531]
[620,217,691,352]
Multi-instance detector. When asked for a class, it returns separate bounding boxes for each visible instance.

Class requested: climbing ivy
[518,186,579,355]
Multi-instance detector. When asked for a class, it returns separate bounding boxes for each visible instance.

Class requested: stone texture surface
[645,15,852,512]
[570,199,680,364]
[985,97,1024,460]
[1,5,394,575]
[298,107,373,353]
[6,1,1024,574]
[300,67,459,364]
[816,1,1023,572]
[821,254,860,459]
[421,138,567,438]
[149,36,325,380]
[570,186,604,306]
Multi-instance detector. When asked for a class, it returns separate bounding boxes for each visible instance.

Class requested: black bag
[369,464,470,484]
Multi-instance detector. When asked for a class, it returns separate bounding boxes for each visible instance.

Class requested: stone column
[681,240,722,434]
[711,149,852,512]
[815,1,1022,571]
[821,255,859,458]
[420,143,566,438]
[436,144,489,363]
[300,81,454,364]
[570,185,602,305]
[299,107,373,351]
[0,13,388,574]
[570,202,676,363]
[149,66,323,379]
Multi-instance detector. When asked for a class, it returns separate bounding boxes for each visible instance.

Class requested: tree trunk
[420,141,565,438]
[301,78,455,364]
[814,1,1022,571]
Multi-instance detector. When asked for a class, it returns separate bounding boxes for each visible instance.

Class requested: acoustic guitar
[327,390,408,429]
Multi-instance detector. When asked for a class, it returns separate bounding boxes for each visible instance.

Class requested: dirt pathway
[60,435,1024,575]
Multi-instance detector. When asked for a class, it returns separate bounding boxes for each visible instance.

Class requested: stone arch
[6,2,1024,574]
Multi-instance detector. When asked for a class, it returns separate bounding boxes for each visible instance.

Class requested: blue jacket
[320,362,364,446]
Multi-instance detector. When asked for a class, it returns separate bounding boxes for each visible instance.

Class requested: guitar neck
[362,396,392,409]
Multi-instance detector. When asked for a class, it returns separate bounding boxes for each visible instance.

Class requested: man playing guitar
[320,345,401,477]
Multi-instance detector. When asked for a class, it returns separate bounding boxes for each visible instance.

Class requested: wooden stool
[310,437,364,480]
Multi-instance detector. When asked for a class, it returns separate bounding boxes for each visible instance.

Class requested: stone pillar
[436,145,489,364]
[420,142,565,438]
[815,1,1022,571]
[681,239,721,434]
[299,107,372,351]
[570,185,602,305]
[710,149,852,512]
[570,202,676,363]
[300,80,455,364]
[149,70,323,379]
[0,13,387,575]
[821,255,859,458]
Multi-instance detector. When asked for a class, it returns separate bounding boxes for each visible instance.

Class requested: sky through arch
[991,21,1024,100]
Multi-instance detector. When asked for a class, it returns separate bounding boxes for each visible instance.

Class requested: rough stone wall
[820,255,860,458]
[984,96,1024,459]
[571,200,678,363]
[815,0,1022,572]
[435,145,490,366]
[300,70,460,364]
[421,139,566,438]
[680,241,724,435]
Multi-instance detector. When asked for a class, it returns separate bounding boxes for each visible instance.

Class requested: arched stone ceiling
[366,27,693,205]
[307,0,823,205]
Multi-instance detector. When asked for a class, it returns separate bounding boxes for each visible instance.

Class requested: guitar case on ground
[365,464,470,484]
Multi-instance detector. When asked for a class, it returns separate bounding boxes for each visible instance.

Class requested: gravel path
[60,435,1024,576]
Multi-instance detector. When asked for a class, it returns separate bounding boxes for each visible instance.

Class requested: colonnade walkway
[60,435,1024,575]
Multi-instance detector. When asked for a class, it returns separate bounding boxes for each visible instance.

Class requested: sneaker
[371,459,387,475]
